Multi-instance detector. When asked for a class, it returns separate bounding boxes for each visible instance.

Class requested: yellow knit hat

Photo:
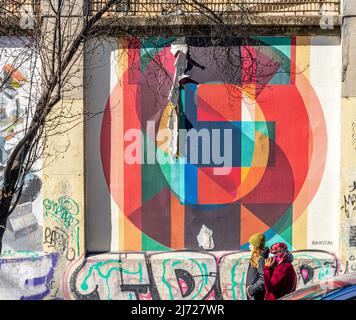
[248,233,266,249]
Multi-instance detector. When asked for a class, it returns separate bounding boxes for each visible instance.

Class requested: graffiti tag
[43,196,79,229]
[44,226,76,262]
[43,196,80,260]
[341,182,356,218]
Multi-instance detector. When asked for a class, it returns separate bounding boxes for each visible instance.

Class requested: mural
[85,32,344,294]
[0,253,58,300]
[0,250,336,300]
[0,38,43,252]
[98,36,341,252]
[68,250,338,300]
[0,36,343,300]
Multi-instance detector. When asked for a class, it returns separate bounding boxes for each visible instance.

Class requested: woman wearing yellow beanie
[245,233,269,300]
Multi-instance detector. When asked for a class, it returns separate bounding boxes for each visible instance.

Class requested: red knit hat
[270,242,288,254]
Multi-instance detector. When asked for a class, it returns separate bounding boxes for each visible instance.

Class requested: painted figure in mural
[263,242,297,300]
[245,233,269,301]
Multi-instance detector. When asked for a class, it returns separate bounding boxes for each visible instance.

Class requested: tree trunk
[0,193,15,255]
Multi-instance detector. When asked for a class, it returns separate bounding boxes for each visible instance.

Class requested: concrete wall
[42,100,85,263]
[340,0,356,272]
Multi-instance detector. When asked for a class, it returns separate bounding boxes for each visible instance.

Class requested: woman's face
[249,244,255,252]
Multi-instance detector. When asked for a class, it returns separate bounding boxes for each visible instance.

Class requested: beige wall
[339,97,356,273]
[42,99,85,261]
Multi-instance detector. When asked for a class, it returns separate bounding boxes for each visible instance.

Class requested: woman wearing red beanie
[264,242,297,300]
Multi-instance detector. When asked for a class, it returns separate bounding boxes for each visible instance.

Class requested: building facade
[0,0,355,300]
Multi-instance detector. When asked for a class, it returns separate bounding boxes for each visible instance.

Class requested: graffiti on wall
[99,36,339,252]
[43,196,80,261]
[339,254,356,274]
[0,39,43,252]
[340,177,356,272]
[341,180,356,219]
[66,250,337,300]
[0,250,340,300]
[0,253,58,300]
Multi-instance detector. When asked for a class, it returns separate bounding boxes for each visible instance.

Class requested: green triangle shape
[142,233,172,251]
[270,206,293,248]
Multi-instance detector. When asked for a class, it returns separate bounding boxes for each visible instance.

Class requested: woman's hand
[245,286,251,299]
[265,257,275,267]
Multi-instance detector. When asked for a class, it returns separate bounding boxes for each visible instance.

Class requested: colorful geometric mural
[100,36,338,252]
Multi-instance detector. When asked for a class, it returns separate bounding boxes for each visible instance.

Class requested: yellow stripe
[292,36,310,250]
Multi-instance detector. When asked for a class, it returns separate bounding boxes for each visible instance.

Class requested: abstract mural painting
[99,36,340,252]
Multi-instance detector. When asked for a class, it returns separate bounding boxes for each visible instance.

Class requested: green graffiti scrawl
[80,260,143,300]
[230,254,250,300]
[293,254,335,282]
[43,196,81,256]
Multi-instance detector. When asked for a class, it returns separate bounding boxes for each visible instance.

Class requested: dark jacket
[246,248,269,300]
[263,252,297,300]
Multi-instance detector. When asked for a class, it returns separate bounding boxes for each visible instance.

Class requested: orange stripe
[171,193,185,249]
